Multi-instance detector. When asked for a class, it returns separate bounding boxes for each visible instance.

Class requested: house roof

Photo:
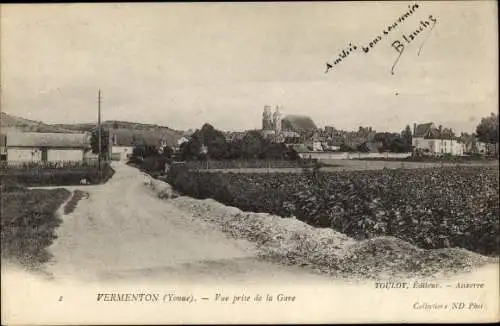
[282,115,317,131]
[110,128,180,148]
[414,123,435,137]
[414,123,458,140]
[5,132,90,148]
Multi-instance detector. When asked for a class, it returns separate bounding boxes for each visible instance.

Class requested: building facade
[413,138,465,156]
[109,128,180,160]
[412,122,465,156]
[110,133,133,161]
[4,132,90,162]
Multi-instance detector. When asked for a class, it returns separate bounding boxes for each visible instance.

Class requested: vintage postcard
[1,1,499,324]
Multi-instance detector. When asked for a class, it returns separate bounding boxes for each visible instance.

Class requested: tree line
[89,113,499,160]
[178,124,299,161]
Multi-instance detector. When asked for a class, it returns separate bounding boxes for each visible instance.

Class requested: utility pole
[98,89,102,183]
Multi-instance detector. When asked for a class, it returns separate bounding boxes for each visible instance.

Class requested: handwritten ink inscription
[324,43,358,73]
[362,3,420,54]
[325,3,437,75]
[390,15,437,74]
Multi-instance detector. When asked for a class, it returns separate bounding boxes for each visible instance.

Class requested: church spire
[273,105,282,133]
[262,105,273,130]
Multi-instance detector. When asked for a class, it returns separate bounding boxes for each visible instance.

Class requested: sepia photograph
[1,1,499,324]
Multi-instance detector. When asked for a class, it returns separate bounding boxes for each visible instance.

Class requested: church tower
[262,105,273,130]
[273,105,283,133]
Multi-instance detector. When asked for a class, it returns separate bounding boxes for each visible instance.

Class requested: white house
[4,132,90,162]
[109,128,181,161]
[412,123,464,156]
[110,133,134,161]
[413,138,465,156]
[312,141,323,152]
[177,137,189,147]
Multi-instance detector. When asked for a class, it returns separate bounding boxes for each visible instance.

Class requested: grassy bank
[63,190,88,215]
[1,183,71,269]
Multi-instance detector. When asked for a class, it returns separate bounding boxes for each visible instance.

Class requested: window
[41,148,48,162]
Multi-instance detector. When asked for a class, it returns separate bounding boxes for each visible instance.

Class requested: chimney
[413,123,417,136]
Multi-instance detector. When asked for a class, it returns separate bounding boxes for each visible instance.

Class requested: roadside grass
[1,183,71,270]
[1,163,115,187]
[63,190,88,215]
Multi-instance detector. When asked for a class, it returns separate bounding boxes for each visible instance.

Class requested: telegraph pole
[98,89,102,183]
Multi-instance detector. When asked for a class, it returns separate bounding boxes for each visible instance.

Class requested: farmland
[168,165,499,256]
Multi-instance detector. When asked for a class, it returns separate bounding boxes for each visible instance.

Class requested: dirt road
[45,162,330,284]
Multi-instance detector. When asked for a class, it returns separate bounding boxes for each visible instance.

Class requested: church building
[261,105,317,143]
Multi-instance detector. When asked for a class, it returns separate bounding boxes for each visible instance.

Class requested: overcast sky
[1,1,497,133]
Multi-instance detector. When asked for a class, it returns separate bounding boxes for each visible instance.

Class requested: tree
[340,142,356,153]
[476,113,499,144]
[239,130,266,159]
[357,142,371,153]
[132,145,159,158]
[161,145,174,159]
[181,123,229,160]
[132,146,145,158]
[374,132,408,153]
[90,128,110,159]
[389,136,408,153]
[401,125,413,151]
[259,142,299,160]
